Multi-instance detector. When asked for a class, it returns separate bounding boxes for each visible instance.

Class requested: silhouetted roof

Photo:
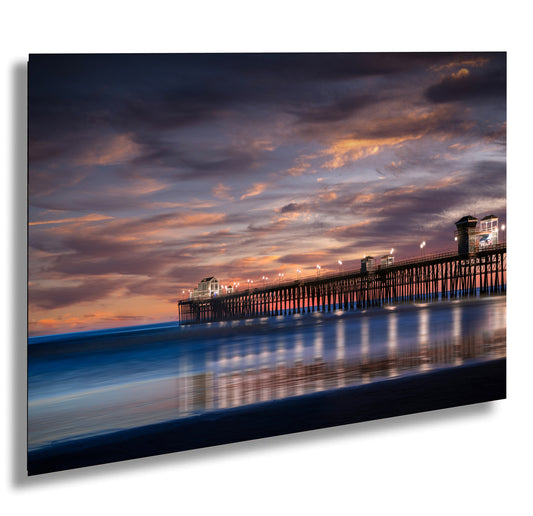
[455,215,478,224]
[200,276,217,282]
[481,214,498,220]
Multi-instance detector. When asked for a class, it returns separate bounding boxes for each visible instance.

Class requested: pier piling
[178,245,506,325]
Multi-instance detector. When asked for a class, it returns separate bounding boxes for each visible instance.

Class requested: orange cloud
[383,185,419,197]
[319,191,337,202]
[320,135,422,169]
[233,255,281,268]
[286,162,311,176]
[179,213,226,227]
[328,219,372,235]
[318,105,461,170]
[29,293,179,336]
[240,183,268,200]
[212,183,234,200]
[429,57,490,73]
[75,133,143,166]
[451,68,470,80]
[353,193,375,203]
[29,213,114,226]
[144,200,217,209]
[108,177,167,196]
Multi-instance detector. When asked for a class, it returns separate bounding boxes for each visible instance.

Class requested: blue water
[28,297,506,452]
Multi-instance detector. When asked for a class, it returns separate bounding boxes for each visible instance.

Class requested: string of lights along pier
[178,215,506,325]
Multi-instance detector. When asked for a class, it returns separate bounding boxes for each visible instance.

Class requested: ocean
[28,296,506,456]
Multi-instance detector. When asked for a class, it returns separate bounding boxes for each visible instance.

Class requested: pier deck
[178,245,506,325]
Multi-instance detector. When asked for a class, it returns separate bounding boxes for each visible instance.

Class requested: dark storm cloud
[287,93,378,124]
[49,251,167,277]
[220,52,456,82]
[425,54,506,104]
[294,100,491,148]
[110,211,226,234]
[29,208,230,279]
[277,252,329,265]
[135,145,260,180]
[279,202,310,214]
[114,88,231,132]
[29,278,124,310]
[461,160,506,194]
[328,160,506,253]
[124,277,181,299]
[42,236,202,279]
[28,53,459,140]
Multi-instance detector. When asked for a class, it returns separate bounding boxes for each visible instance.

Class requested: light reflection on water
[28,297,506,451]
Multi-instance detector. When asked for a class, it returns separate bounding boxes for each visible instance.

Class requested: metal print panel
[27,53,506,475]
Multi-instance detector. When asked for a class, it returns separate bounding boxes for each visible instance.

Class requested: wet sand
[28,358,506,475]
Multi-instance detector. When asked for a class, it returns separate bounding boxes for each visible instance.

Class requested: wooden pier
[178,244,506,325]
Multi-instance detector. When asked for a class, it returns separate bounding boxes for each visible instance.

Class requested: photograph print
[27,52,506,475]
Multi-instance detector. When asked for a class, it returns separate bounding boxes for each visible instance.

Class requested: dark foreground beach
[28,358,505,475]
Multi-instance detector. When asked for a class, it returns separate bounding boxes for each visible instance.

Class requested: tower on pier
[479,215,499,247]
[455,216,478,254]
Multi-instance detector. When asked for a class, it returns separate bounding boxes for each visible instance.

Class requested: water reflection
[388,312,398,378]
[174,302,506,418]
[336,318,345,388]
[28,298,506,451]
[418,309,430,372]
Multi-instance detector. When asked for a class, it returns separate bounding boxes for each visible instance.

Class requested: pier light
[316,264,321,277]
[501,224,505,231]
[390,248,394,255]
[338,260,343,272]
[296,268,301,279]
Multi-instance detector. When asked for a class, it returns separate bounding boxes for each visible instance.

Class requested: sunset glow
[28,53,506,336]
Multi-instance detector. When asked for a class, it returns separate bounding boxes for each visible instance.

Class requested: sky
[28,52,506,336]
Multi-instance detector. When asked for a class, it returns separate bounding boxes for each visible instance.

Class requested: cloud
[277,252,329,265]
[320,135,422,169]
[240,183,269,200]
[29,213,114,226]
[27,53,506,334]
[212,183,234,200]
[279,202,309,214]
[428,56,491,73]
[74,133,143,166]
[29,278,125,310]
[425,60,506,103]
[288,94,377,124]
[285,160,312,176]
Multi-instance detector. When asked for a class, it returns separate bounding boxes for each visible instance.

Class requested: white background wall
[2,3,531,515]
